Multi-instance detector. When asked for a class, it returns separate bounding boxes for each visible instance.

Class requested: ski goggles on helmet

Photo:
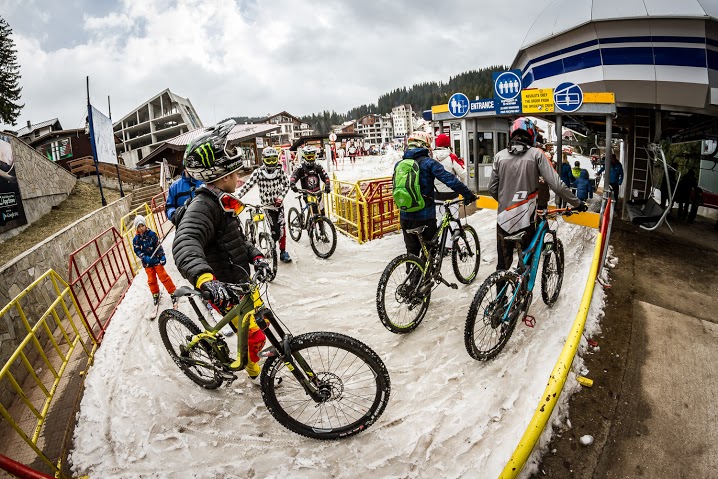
[304,152,317,161]
[263,155,279,166]
[218,192,245,216]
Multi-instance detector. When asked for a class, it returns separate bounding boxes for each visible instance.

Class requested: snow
[69,153,607,479]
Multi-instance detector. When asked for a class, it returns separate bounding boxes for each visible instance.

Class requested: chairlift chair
[625,144,681,232]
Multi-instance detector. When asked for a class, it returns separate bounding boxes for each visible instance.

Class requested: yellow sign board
[432,104,449,114]
[521,88,554,113]
[584,92,615,104]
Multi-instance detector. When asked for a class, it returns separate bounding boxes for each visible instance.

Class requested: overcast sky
[0,0,553,130]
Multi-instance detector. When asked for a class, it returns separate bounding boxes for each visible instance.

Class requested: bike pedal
[449,283,458,290]
[523,315,536,328]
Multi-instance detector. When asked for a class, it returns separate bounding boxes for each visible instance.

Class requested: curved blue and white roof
[512,0,718,112]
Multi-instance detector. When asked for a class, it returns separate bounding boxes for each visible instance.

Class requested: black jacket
[172,187,262,286]
[290,164,329,192]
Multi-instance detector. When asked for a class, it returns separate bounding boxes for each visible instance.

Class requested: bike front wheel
[287,207,302,241]
[244,219,256,244]
[541,238,565,306]
[158,309,223,389]
[464,270,521,361]
[261,332,391,440]
[376,253,431,334]
[452,224,481,284]
[257,232,278,281]
[309,216,337,259]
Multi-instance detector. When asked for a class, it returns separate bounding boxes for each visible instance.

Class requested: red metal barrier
[363,179,400,241]
[0,454,55,479]
[150,190,170,239]
[68,227,133,343]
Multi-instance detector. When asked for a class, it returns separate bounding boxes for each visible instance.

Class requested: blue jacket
[396,148,473,221]
[560,163,574,188]
[166,173,204,221]
[597,161,624,185]
[133,229,165,267]
[575,169,593,200]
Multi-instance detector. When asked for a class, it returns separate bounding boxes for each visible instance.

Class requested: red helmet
[509,117,537,146]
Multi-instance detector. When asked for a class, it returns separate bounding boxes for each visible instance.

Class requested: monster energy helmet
[184,119,243,183]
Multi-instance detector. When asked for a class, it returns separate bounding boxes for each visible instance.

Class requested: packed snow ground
[69,153,606,479]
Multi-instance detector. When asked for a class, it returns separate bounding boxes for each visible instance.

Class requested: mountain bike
[464,208,571,361]
[158,272,390,440]
[287,188,337,259]
[243,203,278,281]
[376,198,481,334]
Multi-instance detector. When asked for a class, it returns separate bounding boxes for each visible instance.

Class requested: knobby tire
[376,253,430,334]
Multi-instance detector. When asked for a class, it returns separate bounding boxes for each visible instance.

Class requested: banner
[0,134,28,233]
[38,138,73,162]
[89,105,117,165]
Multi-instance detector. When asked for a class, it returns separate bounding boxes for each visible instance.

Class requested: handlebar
[292,188,322,196]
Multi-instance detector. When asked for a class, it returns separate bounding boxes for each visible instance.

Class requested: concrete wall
[0,135,77,242]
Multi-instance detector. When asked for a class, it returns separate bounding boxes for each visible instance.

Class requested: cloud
[1,0,553,130]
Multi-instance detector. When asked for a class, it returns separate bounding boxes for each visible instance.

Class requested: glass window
[497,132,508,152]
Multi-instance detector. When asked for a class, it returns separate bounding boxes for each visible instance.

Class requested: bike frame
[245,204,275,242]
[414,199,465,279]
[297,192,321,230]
[182,285,331,403]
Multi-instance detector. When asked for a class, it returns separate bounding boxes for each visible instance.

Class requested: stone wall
[0,135,77,242]
[0,194,131,407]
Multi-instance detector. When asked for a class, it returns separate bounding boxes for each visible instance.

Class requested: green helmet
[184,120,242,183]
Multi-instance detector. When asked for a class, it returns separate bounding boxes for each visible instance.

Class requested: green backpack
[393,157,425,212]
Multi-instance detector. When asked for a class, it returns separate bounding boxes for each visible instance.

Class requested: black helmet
[302,146,319,170]
[184,120,242,183]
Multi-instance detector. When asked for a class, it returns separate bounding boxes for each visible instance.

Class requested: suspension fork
[254,308,329,402]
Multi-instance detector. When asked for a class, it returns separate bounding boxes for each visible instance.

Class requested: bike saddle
[504,231,526,243]
[406,225,427,235]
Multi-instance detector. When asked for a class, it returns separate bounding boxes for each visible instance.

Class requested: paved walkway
[537,212,718,478]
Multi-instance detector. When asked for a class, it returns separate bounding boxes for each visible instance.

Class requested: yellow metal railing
[499,234,603,478]
[329,176,365,243]
[119,203,159,275]
[0,269,97,478]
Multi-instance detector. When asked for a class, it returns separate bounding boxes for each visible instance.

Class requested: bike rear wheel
[261,332,391,440]
[309,216,337,259]
[376,253,431,334]
[541,238,565,306]
[452,224,481,284]
[257,232,278,281]
[244,219,256,244]
[158,309,223,389]
[288,207,302,241]
[464,270,521,361]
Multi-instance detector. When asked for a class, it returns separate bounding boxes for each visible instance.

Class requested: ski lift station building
[433,0,718,221]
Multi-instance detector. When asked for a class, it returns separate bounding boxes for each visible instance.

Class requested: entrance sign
[448,92,470,118]
[470,98,495,113]
[554,82,584,112]
[493,70,523,114]
[521,88,554,113]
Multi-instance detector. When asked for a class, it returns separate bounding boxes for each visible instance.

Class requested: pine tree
[0,17,23,125]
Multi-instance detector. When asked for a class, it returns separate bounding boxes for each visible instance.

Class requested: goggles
[304,153,316,161]
[218,192,245,216]
[263,155,279,165]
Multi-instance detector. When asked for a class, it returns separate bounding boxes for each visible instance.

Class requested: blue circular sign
[494,71,522,100]
[448,92,470,118]
[554,82,584,112]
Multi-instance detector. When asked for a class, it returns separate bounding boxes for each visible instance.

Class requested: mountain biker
[165,166,204,224]
[172,119,272,385]
[236,146,292,263]
[289,145,330,215]
[488,117,586,273]
[433,133,467,253]
[397,131,476,258]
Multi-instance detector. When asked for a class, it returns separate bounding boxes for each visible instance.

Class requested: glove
[274,197,283,207]
[324,183,331,194]
[200,280,239,308]
[253,257,271,282]
[576,201,589,212]
[291,184,298,193]
[463,192,477,205]
[160,255,167,266]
